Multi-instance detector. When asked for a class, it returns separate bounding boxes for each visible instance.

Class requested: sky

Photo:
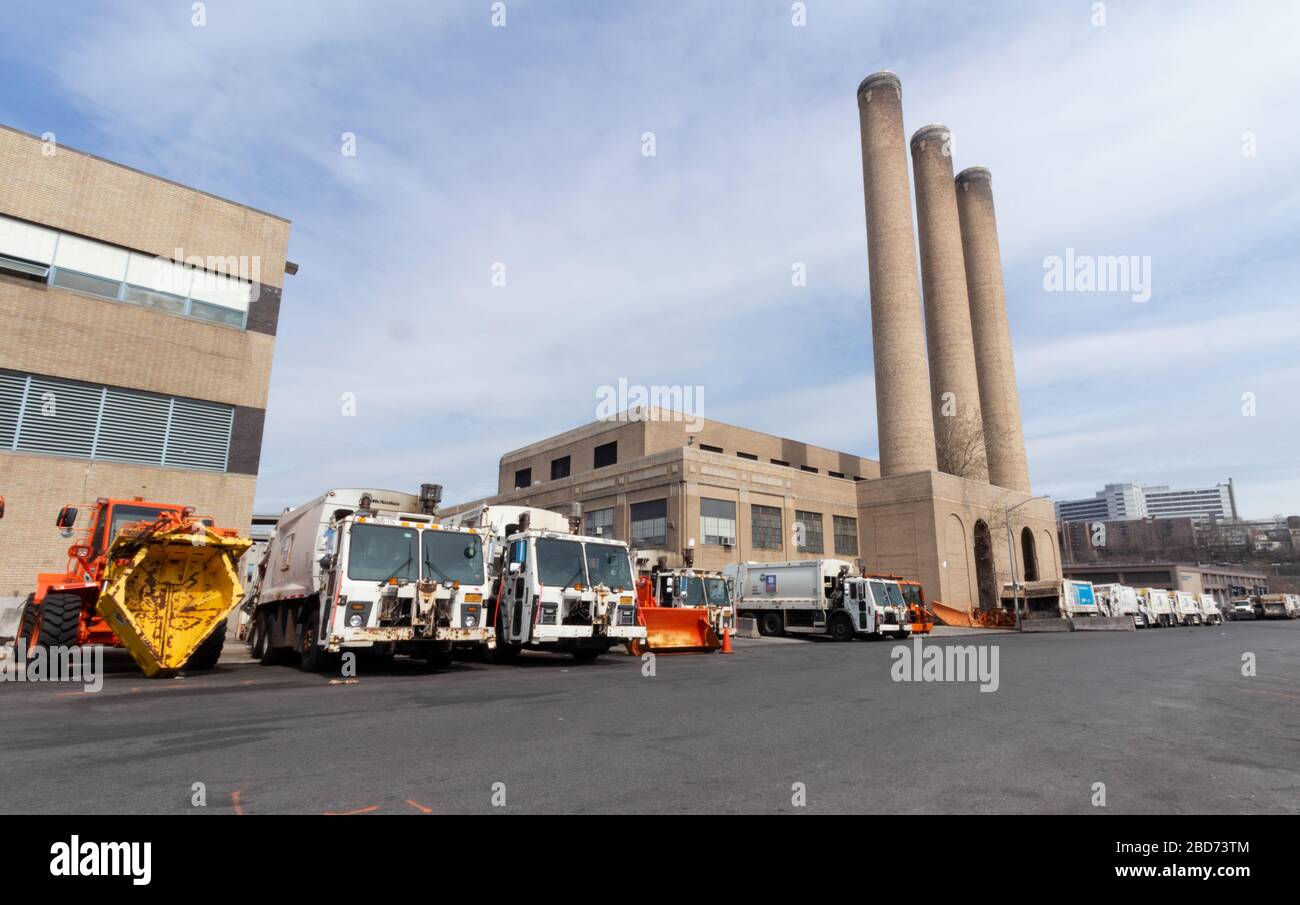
[1,0,1297,518]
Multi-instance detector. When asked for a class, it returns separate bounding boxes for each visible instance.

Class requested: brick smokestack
[857,72,937,477]
[954,166,1030,493]
[910,124,988,481]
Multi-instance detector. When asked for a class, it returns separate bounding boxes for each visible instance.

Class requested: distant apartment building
[0,125,292,597]
[1055,480,1237,524]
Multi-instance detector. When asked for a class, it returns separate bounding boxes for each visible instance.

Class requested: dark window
[770,459,790,467]
[736,452,758,461]
[699,443,723,453]
[853,475,866,482]
[585,507,614,539]
[751,504,782,550]
[514,467,532,489]
[800,465,818,474]
[795,510,824,553]
[829,471,845,479]
[550,456,571,480]
[700,498,737,545]
[630,499,667,547]
[833,516,858,556]
[594,441,617,469]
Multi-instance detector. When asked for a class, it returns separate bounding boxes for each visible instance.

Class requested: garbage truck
[460,505,646,661]
[13,497,251,677]
[1092,583,1151,627]
[725,559,911,640]
[1197,593,1223,626]
[247,485,495,671]
[1170,590,1203,626]
[1136,588,1175,627]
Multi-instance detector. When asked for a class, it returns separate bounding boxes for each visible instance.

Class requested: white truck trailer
[1258,594,1291,619]
[1136,588,1175,627]
[449,505,646,661]
[725,559,911,640]
[248,485,494,671]
[1197,593,1223,626]
[1171,590,1203,626]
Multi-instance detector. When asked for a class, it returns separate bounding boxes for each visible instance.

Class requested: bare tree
[934,412,989,481]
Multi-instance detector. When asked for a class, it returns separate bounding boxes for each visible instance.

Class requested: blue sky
[2,0,1298,517]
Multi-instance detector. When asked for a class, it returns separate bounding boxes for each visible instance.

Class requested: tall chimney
[857,72,937,477]
[954,167,1030,493]
[910,124,988,481]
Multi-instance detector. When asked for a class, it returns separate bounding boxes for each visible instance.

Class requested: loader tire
[34,593,83,649]
[14,595,37,653]
[184,621,226,671]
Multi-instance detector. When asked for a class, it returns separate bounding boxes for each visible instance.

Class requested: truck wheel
[759,612,784,637]
[248,615,267,660]
[33,593,83,649]
[299,607,334,672]
[571,648,603,663]
[828,614,855,642]
[256,611,284,665]
[184,621,226,671]
[426,646,454,669]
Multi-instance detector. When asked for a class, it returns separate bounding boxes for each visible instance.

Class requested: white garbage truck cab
[1170,590,1203,626]
[249,485,493,671]
[725,559,911,640]
[1197,593,1223,626]
[450,505,646,662]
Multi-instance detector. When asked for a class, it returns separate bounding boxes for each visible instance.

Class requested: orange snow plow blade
[931,601,976,627]
[634,607,720,652]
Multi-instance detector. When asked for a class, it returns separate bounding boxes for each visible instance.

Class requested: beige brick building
[0,125,292,599]
[443,413,1060,613]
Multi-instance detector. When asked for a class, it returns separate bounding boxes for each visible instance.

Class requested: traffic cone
[720,623,733,655]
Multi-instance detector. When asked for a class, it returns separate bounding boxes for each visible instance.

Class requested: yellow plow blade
[636,607,721,653]
[97,523,252,677]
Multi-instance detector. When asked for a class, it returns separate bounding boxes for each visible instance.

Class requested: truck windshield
[702,577,730,606]
[585,543,633,589]
[348,523,419,583]
[871,583,905,608]
[421,530,484,585]
[95,504,172,556]
[536,537,587,588]
[898,583,922,608]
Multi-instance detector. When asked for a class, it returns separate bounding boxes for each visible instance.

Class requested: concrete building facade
[0,125,291,598]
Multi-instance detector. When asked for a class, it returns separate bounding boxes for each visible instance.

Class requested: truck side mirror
[318,553,335,571]
[56,505,78,530]
[508,561,522,574]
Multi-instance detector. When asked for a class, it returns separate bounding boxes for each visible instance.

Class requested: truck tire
[247,614,267,660]
[759,612,784,637]
[256,610,283,665]
[828,613,855,642]
[298,606,335,673]
[571,647,603,663]
[184,621,226,671]
[34,593,84,649]
[425,645,454,669]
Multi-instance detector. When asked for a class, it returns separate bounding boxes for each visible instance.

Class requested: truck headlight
[349,614,363,627]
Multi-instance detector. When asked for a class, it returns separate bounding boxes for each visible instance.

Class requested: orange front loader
[14,497,251,676]
[626,555,731,654]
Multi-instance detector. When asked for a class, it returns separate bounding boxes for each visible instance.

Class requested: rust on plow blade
[97,521,252,677]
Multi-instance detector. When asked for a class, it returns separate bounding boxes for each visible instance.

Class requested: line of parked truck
[237,485,928,672]
[1051,580,1299,627]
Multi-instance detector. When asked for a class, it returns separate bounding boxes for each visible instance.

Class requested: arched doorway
[973,519,997,611]
[1020,527,1039,582]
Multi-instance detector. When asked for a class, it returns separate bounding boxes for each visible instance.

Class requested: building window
[630,499,667,547]
[800,465,818,474]
[0,214,253,329]
[0,369,233,472]
[795,510,824,553]
[736,451,758,461]
[514,467,532,489]
[550,455,570,480]
[770,458,789,467]
[833,516,858,556]
[751,504,782,550]
[699,443,723,453]
[700,498,737,546]
[829,471,845,479]
[594,441,617,469]
[585,506,614,539]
